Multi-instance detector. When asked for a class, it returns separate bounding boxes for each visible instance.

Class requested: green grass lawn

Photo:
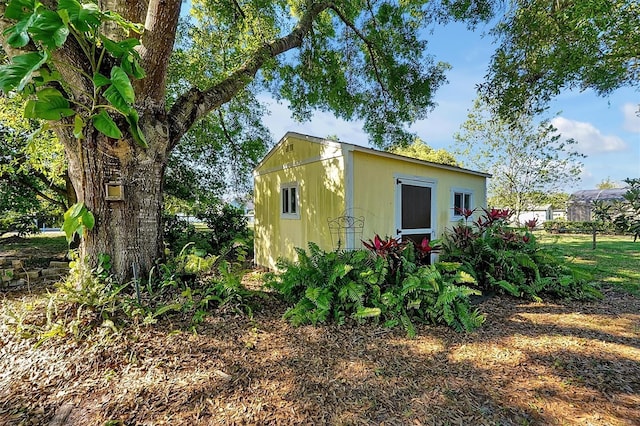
[1,233,67,250]
[538,233,640,294]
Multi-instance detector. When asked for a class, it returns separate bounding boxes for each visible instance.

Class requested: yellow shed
[254,132,490,270]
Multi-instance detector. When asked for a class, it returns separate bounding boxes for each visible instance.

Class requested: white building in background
[515,204,553,227]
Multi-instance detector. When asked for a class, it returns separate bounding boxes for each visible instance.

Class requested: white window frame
[281,182,300,219]
[451,187,474,221]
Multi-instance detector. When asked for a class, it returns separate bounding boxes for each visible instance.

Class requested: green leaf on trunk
[92,73,110,88]
[66,202,85,219]
[77,3,101,29]
[58,0,101,32]
[4,14,36,48]
[29,9,69,48]
[93,110,122,139]
[82,208,95,229]
[0,51,48,93]
[99,36,145,79]
[110,66,135,104]
[103,84,131,114]
[100,36,140,57]
[126,109,147,148]
[62,202,95,243]
[121,55,145,79]
[101,11,144,34]
[32,68,62,85]
[4,0,35,21]
[73,114,84,139]
[24,88,74,120]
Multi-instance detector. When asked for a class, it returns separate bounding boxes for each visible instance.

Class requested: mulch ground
[1,281,638,426]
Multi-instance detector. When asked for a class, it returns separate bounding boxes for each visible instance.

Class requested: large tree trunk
[61,120,169,283]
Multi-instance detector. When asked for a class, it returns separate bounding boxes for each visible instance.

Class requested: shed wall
[351,151,487,241]
[254,136,346,269]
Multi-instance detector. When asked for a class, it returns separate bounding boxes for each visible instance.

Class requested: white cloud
[622,103,640,133]
[551,117,628,154]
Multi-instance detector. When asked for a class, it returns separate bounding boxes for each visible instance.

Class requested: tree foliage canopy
[481,0,640,117]
[388,138,459,167]
[0,95,69,235]
[0,0,499,280]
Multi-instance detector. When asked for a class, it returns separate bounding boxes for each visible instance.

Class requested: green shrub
[24,242,257,341]
[163,203,251,258]
[0,210,39,237]
[162,213,212,255]
[266,242,484,336]
[197,203,249,254]
[441,209,602,301]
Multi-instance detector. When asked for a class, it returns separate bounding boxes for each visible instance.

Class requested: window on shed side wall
[281,183,300,219]
[451,188,474,220]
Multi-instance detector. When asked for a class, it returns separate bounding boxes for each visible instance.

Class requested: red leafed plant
[415,236,441,255]
[456,207,475,218]
[362,234,408,285]
[485,208,512,222]
[362,234,406,257]
[524,218,538,231]
[413,236,441,265]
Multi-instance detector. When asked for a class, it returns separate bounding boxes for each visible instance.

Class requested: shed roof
[569,188,628,203]
[255,132,492,178]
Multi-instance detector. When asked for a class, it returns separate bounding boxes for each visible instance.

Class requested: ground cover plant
[440,208,602,301]
[266,239,485,336]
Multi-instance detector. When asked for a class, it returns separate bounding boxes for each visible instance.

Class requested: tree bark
[61,120,169,283]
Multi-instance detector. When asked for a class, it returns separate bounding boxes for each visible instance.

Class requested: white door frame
[394,174,437,261]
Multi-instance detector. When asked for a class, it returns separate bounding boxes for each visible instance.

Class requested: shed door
[395,177,436,258]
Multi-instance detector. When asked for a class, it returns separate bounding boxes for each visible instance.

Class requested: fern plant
[267,243,384,327]
[269,242,485,336]
[398,263,484,334]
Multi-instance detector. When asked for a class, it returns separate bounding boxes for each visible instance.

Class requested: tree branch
[0,153,68,202]
[217,109,240,157]
[328,5,391,102]
[136,0,182,105]
[167,1,333,148]
[0,169,68,210]
[232,0,246,20]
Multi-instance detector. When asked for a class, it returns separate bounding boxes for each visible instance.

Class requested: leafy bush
[591,178,640,241]
[163,213,213,255]
[266,242,484,336]
[0,210,39,236]
[9,253,132,344]
[441,208,602,301]
[163,203,251,257]
[11,242,257,343]
[197,203,249,254]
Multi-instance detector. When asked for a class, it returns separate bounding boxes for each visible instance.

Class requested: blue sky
[262,21,640,193]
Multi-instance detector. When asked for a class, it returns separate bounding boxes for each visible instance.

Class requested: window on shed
[281,183,300,219]
[452,190,473,218]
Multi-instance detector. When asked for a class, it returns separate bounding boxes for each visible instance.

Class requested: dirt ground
[1,282,639,426]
